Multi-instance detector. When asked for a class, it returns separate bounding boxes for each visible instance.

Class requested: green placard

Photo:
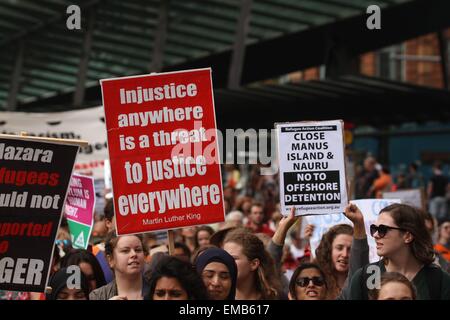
[67,220,91,249]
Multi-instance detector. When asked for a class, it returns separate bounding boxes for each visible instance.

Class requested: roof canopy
[0,0,449,126]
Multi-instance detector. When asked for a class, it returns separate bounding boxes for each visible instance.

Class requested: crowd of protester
[1,158,449,300]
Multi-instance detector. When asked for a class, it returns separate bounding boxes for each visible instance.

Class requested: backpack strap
[424,264,443,300]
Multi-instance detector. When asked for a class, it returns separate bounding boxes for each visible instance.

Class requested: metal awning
[0,0,429,110]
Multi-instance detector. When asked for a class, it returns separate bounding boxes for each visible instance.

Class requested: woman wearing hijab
[46,267,90,300]
[195,247,237,300]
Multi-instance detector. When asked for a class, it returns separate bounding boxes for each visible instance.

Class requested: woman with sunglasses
[288,263,328,300]
[348,203,450,300]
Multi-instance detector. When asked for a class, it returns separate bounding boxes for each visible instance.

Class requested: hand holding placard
[272,206,300,246]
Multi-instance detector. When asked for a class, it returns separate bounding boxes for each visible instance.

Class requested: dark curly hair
[379,204,434,265]
[147,256,208,300]
[315,224,353,299]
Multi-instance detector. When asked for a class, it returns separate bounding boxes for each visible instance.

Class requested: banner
[276,120,348,216]
[305,198,401,263]
[382,188,424,210]
[0,107,107,179]
[65,174,95,249]
[0,135,79,292]
[101,68,225,235]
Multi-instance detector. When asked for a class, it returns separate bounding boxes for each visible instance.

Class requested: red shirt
[435,243,450,262]
[246,222,275,237]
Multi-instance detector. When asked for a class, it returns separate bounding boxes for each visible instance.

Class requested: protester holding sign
[335,204,371,300]
[269,207,301,263]
[89,233,149,300]
[312,204,371,299]
[315,224,353,299]
[348,203,450,299]
[195,247,237,300]
[223,228,281,300]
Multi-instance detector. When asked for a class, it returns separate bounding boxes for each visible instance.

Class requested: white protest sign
[104,159,112,190]
[0,106,108,178]
[276,120,348,216]
[382,189,424,210]
[304,212,351,258]
[305,198,401,263]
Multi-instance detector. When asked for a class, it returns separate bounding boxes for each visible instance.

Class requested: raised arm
[338,203,370,300]
[268,207,300,268]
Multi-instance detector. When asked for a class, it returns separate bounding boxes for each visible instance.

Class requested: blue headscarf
[195,247,237,300]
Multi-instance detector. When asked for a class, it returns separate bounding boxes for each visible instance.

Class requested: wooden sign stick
[0,133,89,148]
[167,229,175,256]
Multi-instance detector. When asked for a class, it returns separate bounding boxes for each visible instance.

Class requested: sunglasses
[295,276,325,287]
[370,224,406,238]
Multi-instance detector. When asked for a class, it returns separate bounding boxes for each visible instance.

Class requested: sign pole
[167,230,175,256]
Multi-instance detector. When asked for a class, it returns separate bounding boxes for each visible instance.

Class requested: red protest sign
[101,68,225,235]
